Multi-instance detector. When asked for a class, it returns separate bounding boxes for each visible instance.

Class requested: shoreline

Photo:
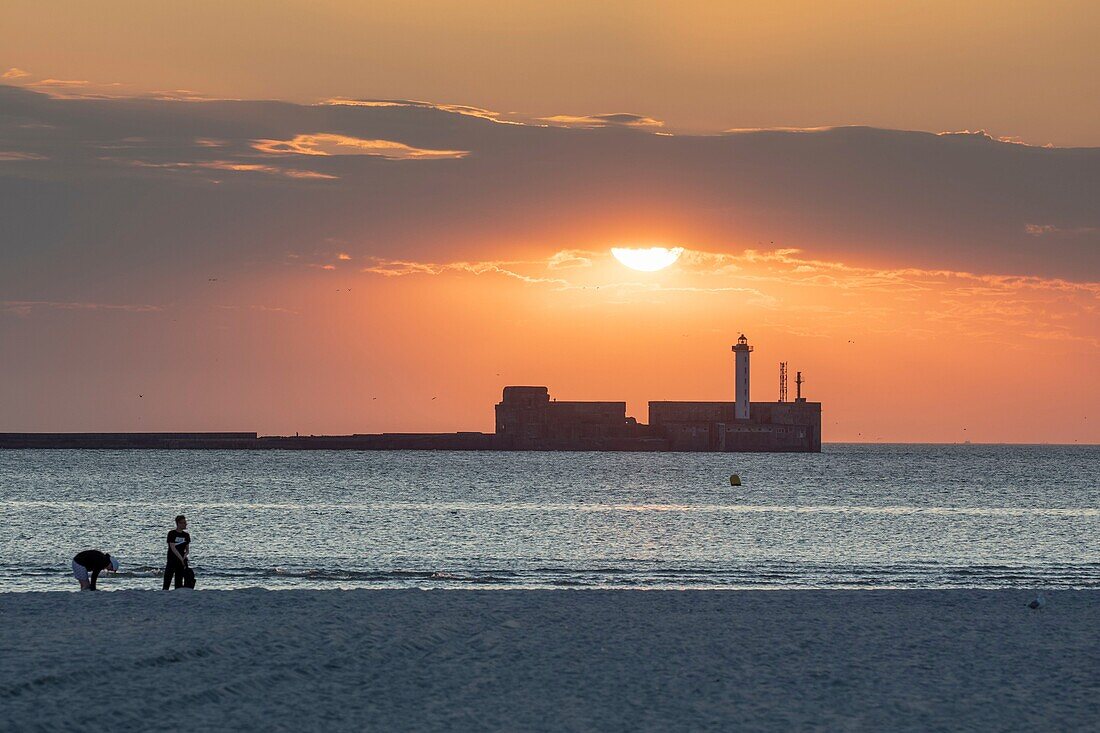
[3,588,1097,731]
[1,440,1096,449]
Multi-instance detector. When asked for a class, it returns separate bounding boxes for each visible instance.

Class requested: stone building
[492,336,822,452]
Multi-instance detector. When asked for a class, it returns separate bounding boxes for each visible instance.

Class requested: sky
[1,2,1098,443]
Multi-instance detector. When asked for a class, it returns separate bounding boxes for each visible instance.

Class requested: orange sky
[1,3,1098,443]
[4,237,1096,443]
[3,1,1099,145]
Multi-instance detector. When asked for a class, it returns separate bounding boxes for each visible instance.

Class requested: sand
[1,589,1097,732]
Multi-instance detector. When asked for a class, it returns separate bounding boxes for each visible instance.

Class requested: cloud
[34,78,90,87]
[359,257,572,287]
[688,249,1095,300]
[681,248,1100,297]
[301,244,1098,348]
[724,126,835,134]
[121,158,338,180]
[1024,223,1099,237]
[0,151,47,161]
[351,250,778,307]
[143,89,219,102]
[547,250,593,269]
[252,133,467,160]
[2,300,161,316]
[540,113,664,129]
[671,248,1100,346]
[484,246,1095,344]
[197,161,337,179]
[360,259,445,277]
[215,304,299,315]
[321,99,407,108]
[321,98,520,124]
[2,74,133,101]
[722,125,1058,148]
[937,129,1047,147]
[1,84,1098,293]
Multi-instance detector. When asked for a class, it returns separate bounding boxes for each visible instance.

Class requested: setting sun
[610,246,684,272]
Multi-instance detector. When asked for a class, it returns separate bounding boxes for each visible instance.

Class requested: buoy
[729,474,742,486]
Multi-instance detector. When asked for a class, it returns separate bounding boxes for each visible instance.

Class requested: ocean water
[0,445,1097,592]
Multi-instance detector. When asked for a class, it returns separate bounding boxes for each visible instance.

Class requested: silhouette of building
[647,399,820,452]
[493,386,655,450]
[493,336,820,452]
[1,336,821,452]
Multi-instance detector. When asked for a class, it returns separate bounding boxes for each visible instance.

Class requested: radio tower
[779,362,788,402]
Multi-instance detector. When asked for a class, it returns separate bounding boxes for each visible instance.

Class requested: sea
[0,445,1097,592]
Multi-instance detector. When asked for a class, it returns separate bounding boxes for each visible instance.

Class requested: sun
[610,246,684,272]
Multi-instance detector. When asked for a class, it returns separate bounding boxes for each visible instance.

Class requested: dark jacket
[73,549,112,589]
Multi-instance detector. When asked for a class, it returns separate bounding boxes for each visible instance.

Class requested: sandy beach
[1,589,1097,731]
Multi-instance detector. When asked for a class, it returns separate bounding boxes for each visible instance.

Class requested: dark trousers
[163,560,186,590]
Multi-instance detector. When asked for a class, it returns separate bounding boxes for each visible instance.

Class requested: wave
[4,560,1100,590]
[6,500,1100,516]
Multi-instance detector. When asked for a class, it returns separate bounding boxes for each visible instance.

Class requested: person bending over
[72,550,119,590]
[163,514,191,590]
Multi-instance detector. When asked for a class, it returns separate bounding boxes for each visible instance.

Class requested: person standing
[163,514,191,590]
[72,550,119,590]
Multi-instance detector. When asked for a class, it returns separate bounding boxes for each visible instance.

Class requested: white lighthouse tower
[732,334,753,420]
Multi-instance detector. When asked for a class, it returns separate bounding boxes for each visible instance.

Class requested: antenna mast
[779,362,788,402]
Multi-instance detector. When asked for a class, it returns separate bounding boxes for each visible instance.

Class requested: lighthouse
[732,334,753,420]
